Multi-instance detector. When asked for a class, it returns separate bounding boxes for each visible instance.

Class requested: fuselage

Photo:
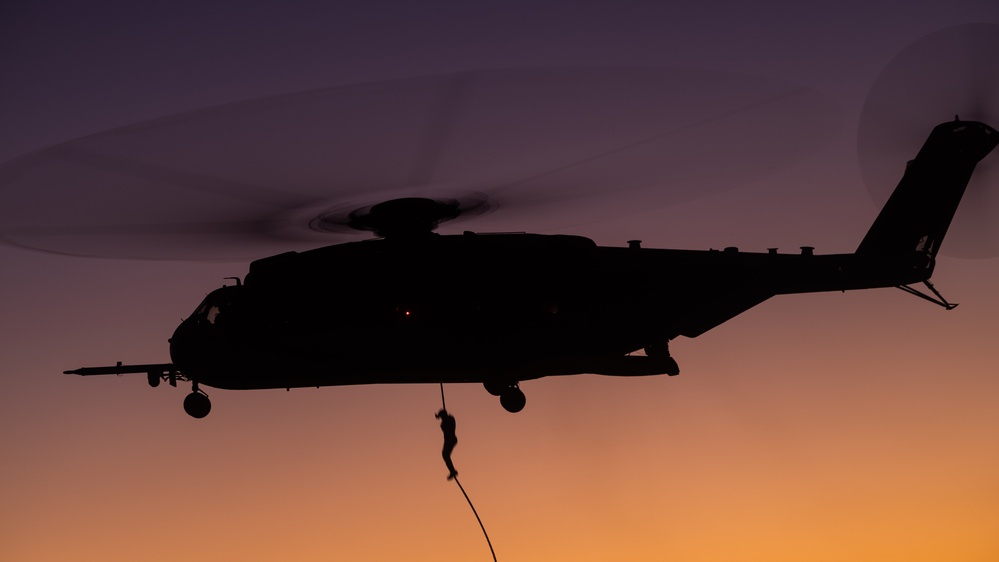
[169,232,933,390]
[63,120,998,418]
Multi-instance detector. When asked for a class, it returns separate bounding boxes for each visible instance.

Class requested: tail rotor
[859,23,999,258]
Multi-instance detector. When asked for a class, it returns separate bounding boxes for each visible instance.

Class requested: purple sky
[3,1,999,560]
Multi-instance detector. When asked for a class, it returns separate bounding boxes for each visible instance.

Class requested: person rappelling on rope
[435,408,459,480]
[434,390,498,561]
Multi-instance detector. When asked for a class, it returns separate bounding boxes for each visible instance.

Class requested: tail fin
[856,120,998,256]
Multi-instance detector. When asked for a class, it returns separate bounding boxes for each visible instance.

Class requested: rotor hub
[349,198,460,238]
[310,195,494,239]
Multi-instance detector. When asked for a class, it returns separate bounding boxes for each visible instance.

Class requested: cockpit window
[189,287,242,325]
[206,305,221,324]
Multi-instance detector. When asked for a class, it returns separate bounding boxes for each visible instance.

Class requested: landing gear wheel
[500,385,526,413]
[183,391,212,419]
[483,380,508,396]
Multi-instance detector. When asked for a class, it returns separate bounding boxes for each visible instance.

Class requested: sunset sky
[3,1,999,560]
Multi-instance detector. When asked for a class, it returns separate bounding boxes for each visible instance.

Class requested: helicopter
[64,119,998,418]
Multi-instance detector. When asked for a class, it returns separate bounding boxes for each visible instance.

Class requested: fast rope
[439,383,498,562]
[453,475,497,562]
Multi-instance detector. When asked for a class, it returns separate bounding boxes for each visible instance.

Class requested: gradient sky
[3,1,999,560]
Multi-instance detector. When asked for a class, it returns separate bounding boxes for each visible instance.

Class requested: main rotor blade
[483,80,833,219]
[0,67,838,260]
[0,221,275,260]
[406,72,477,188]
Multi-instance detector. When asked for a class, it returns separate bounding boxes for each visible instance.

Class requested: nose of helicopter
[168,318,209,373]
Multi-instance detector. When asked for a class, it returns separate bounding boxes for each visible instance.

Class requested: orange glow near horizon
[4,264,999,561]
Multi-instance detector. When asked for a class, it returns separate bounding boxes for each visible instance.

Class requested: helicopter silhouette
[64,119,998,418]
